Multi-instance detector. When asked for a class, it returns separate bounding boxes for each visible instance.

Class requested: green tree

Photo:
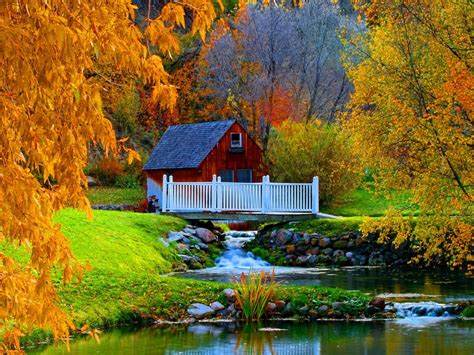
[267,120,361,207]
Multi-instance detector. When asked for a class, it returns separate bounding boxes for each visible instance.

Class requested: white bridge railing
[162,175,319,214]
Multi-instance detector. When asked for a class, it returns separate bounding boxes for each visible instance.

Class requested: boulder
[298,305,309,316]
[210,301,225,311]
[319,238,331,248]
[198,242,209,251]
[195,228,217,243]
[310,238,319,246]
[307,255,318,264]
[223,288,236,303]
[178,254,197,263]
[291,233,302,244]
[266,302,277,313]
[302,234,311,245]
[295,255,309,266]
[286,245,296,253]
[183,227,197,236]
[168,231,187,243]
[369,298,385,310]
[227,303,237,316]
[318,305,329,316]
[333,249,344,257]
[275,300,286,312]
[187,303,215,319]
[275,229,293,245]
[322,248,333,256]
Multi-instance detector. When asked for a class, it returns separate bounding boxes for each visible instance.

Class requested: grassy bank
[0,209,369,347]
[321,187,416,217]
[86,186,145,205]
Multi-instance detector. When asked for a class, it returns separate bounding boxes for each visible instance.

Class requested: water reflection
[31,319,474,354]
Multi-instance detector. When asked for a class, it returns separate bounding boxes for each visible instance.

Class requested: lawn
[86,186,145,205]
[321,187,416,217]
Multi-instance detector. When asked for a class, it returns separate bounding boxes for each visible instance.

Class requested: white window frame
[230,132,243,148]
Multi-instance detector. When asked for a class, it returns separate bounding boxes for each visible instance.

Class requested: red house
[144,120,266,206]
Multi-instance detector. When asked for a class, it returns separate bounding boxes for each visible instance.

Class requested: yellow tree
[345,0,473,271]
[0,0,218,350]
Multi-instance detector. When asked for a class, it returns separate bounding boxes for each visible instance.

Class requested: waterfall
[393,302,457,318]
[215,231,271,268]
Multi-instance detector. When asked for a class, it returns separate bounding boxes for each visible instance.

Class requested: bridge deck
[162,211,339,222]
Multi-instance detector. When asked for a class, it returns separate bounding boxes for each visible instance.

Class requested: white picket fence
[162,175,319,214]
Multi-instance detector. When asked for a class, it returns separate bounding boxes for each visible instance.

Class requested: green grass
[321,188,415,217]
[86,186,145,205]
[56,209,186,274]
[291,217,365,238]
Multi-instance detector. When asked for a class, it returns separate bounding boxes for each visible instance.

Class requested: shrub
[461,305,474,318]
[115,175,140,188]
[233,269,276,321]
[266,120,361,207]
[92,157,124,185]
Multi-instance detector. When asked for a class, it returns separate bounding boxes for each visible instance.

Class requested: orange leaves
[1,0,220,351]
[160,4,186,29]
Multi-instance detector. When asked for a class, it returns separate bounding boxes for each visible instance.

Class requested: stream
[32,231,474,354]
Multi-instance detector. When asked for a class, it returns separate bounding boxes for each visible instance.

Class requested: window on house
[237,169,252,183]
[219,169,234,182]
[230,133,242,148]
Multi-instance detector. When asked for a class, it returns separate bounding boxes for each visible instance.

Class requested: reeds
[233,269,276,321]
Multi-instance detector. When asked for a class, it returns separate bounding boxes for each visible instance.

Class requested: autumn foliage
[267,120,361,207]
[0,0,218,351]
[345,0,473,271]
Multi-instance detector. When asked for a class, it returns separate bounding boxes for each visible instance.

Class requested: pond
[30,319,474,354]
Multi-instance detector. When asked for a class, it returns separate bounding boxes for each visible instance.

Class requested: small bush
[266,120,362,207]
[233,269,276,321]
[461,305,474,318]
[115,175,140,188]
[90,157,124,185]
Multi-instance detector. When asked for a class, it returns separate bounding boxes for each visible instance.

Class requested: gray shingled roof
[144,120,236,170]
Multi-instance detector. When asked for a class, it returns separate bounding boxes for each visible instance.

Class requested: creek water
[31,231,474,354]
[30,319,474,354]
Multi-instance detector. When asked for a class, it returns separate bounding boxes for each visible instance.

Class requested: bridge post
[262,175,270,213]
[217,176,222,212]
[311,176,319,214]
[168,175,174,211]
[211,175,217,212]
[162,174,167,212]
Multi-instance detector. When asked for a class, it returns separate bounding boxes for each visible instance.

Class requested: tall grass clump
[233,269,276,321]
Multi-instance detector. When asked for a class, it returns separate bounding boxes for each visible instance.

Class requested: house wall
[145,121,267,192]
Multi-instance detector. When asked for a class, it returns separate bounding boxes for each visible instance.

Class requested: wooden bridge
[159,175,336,221]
